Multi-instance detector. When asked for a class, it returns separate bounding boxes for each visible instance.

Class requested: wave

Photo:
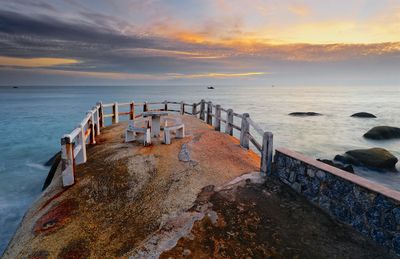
[26,162,49,171]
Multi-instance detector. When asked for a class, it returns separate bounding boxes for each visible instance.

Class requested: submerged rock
[288,112,322,117]
[364,126,400,140]
[351,112,376,118]
[317,159,354,173]
[335,148,398,171]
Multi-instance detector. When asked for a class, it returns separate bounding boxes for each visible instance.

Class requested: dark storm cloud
[0,10,153,48]
[0,9,230,75]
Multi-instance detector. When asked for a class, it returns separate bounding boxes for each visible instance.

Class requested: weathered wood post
[144,102,148,112]
[130,101,135,120]
[200,99,205,120]
[112,102,119,124]
[225,109,233,135]
[98,101,104,128]
[192,102,197,116]
[206,101,213,125]
[88,111,96,144]
[215,104,221,131]
[180,101,185,115]
[75,124,87,164]
[240,113,250,149]
[93,105,100,136]
[164,100,168,111]
[61,135,75,187]
[261,132,274,176]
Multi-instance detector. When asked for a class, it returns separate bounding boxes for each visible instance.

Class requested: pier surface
[4,115,395,258]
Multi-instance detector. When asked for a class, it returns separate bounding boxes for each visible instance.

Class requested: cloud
[11,68,266,81]
[170,72,267,79]
[0,10,154,48]
[0,56,79,68]
[287,4,311,17]
[0,3,399,85]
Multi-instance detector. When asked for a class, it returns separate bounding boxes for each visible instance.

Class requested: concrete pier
[3,114,396,258]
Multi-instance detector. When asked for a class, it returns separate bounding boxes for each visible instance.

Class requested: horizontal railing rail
[60,99,273,187]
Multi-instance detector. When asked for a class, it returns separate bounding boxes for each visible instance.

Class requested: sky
[0,0,399,86]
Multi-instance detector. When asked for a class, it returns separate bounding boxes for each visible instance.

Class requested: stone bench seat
[163,119,185,144]
[125,117,151,146]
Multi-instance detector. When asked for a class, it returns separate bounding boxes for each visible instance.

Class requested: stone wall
[274,148,400,255]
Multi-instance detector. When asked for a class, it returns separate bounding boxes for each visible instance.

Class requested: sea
[0,85,399,253]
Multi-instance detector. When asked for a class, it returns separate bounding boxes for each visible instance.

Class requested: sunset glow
[0,0,399,85]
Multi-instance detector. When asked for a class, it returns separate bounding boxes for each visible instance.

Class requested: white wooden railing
[60,100,273,187]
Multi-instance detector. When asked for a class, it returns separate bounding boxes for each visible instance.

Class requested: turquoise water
[0,85,399,252]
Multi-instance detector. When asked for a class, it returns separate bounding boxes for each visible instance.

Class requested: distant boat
[12,86,19,89]
[207,86,215,89]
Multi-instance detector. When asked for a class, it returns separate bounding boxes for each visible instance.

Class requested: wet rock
[42,152,62,191]
[317,159,354,173]
[288,112,322,117]
[351,112,376,118]
[44,151,61,166]
[363,126,400,140]
[335,148,398,171]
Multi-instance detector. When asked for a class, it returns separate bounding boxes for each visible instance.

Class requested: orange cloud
[28,69,267,80]
[171,72,267,79]
[114,48,225,59]
[0,56,79,67]
[288,5,311,17]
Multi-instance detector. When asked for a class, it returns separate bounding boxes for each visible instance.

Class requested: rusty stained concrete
[3,115,260,258]
[160,177,396,259]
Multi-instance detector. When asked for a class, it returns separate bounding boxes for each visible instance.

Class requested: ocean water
[0,85,399,253]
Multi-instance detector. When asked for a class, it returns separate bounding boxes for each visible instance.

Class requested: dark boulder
[335,148,398,171]
[288,112,322,117]
[351,112,376,118]
[317,159,354,173]
[42,152,61,191]
[44,151,61,166]
[364,126,400,140]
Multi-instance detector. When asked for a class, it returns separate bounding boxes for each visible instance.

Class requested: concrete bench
[163,119,185,144]
[125,117,152,146]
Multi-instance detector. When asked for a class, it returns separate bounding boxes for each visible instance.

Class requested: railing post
[61,135,75,187]
[200,99,205,120]
[75,124,87,164]
[192,102,197,116]
[164,100,168,111]
[215,104,221,131]
[206,101,212,125]
[225,109,233,135]
[88,111,96,144]
[180,101,185,115]
[261,132,274,176]
[130,101,135,120]
[112,102,119,124]
[144,101,148,112]
[240,113,250,149]
[98,101,104,128]
[93,105,100,136]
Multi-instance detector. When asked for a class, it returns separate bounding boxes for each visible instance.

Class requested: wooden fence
[61,100,273,187]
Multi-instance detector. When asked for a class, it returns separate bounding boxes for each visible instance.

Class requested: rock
[351,112,376,118]
[317,159,354,173]
[42,152,62,191]
[288,112,322,117]
[364,126,400,140]
[178,143,191,162]
[335,148,398,171]
[44,151,61,166]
